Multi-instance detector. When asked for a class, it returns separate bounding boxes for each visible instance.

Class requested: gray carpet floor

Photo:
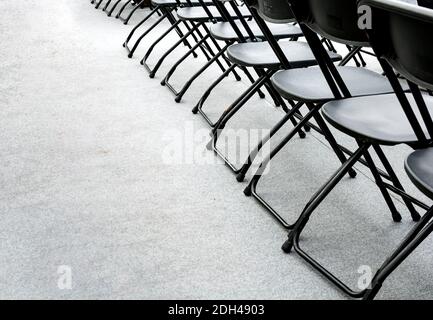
[0,0,432,299]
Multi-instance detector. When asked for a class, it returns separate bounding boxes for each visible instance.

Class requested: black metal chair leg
[364,207,433,300]
[281,144,370,298]
[174,44,231,103]
[144,23,201,78]
[166,13,196,53]
[123,5,160,49]
[121,0,145,24]
[107,0,122,17]
[103,0,113,11]
[242,105,322,228]
[307,103,357,179]
[95,0,104,9]
[362,149,403,223]
[162,34,211,92]
[236,102,305,182]
[192,65,237,124]
[116,0,133,19]
[209,73,272,140]
[373,145,421,222]
[141,20,182,75]
[289,151,365,232]
[125,12,168,58]
[241,67,266,99]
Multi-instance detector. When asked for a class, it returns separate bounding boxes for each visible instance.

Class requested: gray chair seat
[405,148,433,199]
[322,93,433,145]
[210,21,302,41]
[176,6,251,22]
[271,66,396,102]
[151,0,213,6]
[226,40,341,69]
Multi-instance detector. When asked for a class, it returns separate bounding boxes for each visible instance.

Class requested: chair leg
[364,207,433,300]
[123,5,161,49]
[116,0,133,19]
[145,23,200,78]
[236,101,305,182]
[242,105,323,228]
[373,145,421,221]
[362,148,403,222]
[192,65,238,123]
[103,0,113,11]
[95,0,104,9]
[174,44,231,103]
[282,143,370,252]
[125,12,168,58]
[121,0,145,24]
[142,20,182,69]
[107,0,122,17]
[161,34,211,91]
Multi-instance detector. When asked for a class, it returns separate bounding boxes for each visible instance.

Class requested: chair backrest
[361,0,433,90]
[360,0,433,144]
[288,0,370,46]
[249,0,295,23]
[418,0,433,9]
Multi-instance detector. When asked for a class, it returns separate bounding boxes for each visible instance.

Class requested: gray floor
[1,0,432,300]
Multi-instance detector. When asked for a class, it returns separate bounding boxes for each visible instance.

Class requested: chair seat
[405,148,433,200]
[226,40,341,69]
[151,0,213,7]
[210,21,302,41]
[271,66,396,102]
[322,93,433,145]
[176,6,251,22]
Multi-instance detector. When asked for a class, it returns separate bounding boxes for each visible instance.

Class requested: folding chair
[205,1,351,191]
[123,0,203,59]
[139,0,244,81]
[236,0,422,230]
[159,1,255,102]
[279,0,433,299]
[192,0,305,127]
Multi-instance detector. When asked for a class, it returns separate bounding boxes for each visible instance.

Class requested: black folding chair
[205,1,348,192]
[281,0,433,299]
[238,0,423,230]
[123,0,206,59]
[192,0,305,127]
[159,1,255,102]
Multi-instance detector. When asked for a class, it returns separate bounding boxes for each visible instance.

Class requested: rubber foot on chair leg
[392,212,403,223]
[236,173,245,183]
[243,185,252,197]
[412,212,421,222]
[298,131,306,139]
[281,237,294,254]
[349,169,357,179]
[149,73,155,79]
[192,106,199,114]
[128,52,133,59]
[175,96,182,103]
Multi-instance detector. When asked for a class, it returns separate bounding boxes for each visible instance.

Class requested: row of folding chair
[91,0,433,299]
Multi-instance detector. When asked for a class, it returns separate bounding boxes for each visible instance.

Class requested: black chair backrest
[288,0,370,47]
[249,0,295,23]
[360,0,433,144]
[418,0,433,9]
[361,0,433,90]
